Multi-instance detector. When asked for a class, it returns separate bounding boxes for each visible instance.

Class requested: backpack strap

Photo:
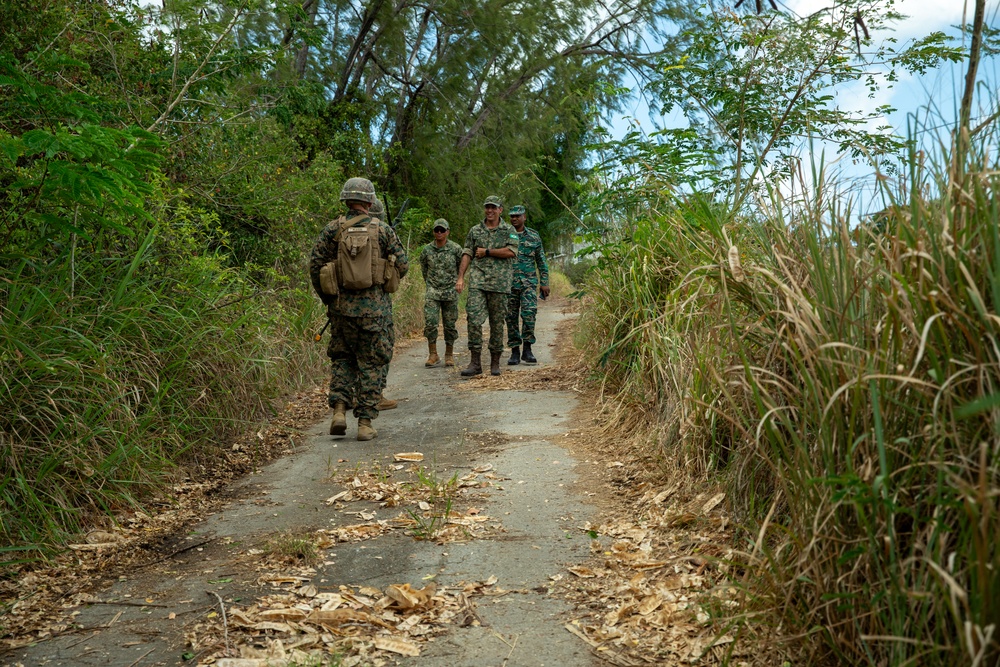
[368,221,382,283]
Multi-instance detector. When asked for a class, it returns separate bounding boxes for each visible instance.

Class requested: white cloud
[783,0,967,42]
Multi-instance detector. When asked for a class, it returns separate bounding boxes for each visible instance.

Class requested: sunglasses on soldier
[433,227,447,233]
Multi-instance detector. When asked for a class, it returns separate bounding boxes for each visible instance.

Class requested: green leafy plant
[404,466,460,541]
[407,497,454,542]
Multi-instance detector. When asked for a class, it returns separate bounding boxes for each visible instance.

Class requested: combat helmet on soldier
[370,197,385,219]
[340,177,376,204]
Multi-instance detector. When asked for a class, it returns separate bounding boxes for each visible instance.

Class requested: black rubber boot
[522,342,537,364]
[490,352,502,376]
[460,351,483,377]
[507,346,521,365]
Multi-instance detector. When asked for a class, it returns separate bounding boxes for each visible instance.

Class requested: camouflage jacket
[309,206,409,320]
[419,240,463,302]
[511,227,549,290]
[462,220,519,293]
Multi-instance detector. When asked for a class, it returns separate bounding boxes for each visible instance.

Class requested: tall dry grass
[392,262,426,338]
[578,135,1000,664]
[0,228,327,552]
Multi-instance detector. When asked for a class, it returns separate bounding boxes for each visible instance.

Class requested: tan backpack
[319,215,400,295]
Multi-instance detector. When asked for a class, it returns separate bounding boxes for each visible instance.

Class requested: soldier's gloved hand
[540,286,550,300]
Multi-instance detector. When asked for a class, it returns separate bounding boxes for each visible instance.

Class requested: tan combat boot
[444,343,455,367]
[357,418,377,441]
[490,352,502,376]
[425,341,440,367]
[329,401,347,436]
[377,395,397,410]
[460,351,482,377]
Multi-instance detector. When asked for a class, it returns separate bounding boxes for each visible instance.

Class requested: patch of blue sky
[605,0,999,217]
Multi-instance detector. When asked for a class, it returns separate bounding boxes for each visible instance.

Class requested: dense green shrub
[561,258,597,287]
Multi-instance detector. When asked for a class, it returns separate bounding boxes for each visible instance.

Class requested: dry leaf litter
[0,387,331,653]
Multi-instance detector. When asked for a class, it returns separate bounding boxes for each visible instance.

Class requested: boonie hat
[509,205,525,215]
[432,218,449,231]
[483,195,503,207]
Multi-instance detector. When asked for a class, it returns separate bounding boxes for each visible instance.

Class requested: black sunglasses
[433,228,447,232]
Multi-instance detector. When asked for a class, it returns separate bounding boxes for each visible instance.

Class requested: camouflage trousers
[466,289,507,353]
[506,286,538,347]
[423,298,459,344]
[326,315,394,420]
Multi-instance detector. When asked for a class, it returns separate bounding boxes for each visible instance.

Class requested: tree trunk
[952,0,986,214]
[293,0,319,78]
[959,0,986,134]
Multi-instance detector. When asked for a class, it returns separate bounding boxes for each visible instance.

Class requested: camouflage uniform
[419,239,463,344]
[309,206,408,420]
[462,220,519,353]
[506,226,549,347]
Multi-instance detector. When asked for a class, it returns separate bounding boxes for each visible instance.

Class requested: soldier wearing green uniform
[309,178,408,441]
[419,218,463,368]
[456,196,519,377]
[506,205,550,365]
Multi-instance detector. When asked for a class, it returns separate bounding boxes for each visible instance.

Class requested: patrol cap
[508,205,525,215]
[483,195,503,208]
[432,218,449,231]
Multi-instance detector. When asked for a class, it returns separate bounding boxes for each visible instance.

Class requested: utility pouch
[319,262,339,296]
[382,255,400,294]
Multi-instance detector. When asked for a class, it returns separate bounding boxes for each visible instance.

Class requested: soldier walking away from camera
[455,195,518,377]
[309,178,408,441]
[419,218,463,367]
[506,205,549,365]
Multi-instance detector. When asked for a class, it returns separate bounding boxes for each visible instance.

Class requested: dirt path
[6,303,603,667]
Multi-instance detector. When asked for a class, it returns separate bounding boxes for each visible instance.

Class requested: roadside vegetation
[0,0,662,552]
[577,1,998,664]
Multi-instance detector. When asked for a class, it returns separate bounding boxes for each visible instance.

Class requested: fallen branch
[208,590,231,656]
[134,538,215,570]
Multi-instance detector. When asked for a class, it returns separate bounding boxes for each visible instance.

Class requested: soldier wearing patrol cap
[506,205,549,365]
[455,195,519,376]
[309,177,408,441]
[419,218,463,367]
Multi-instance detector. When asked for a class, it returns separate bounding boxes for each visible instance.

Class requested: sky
[608,0,999,213]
